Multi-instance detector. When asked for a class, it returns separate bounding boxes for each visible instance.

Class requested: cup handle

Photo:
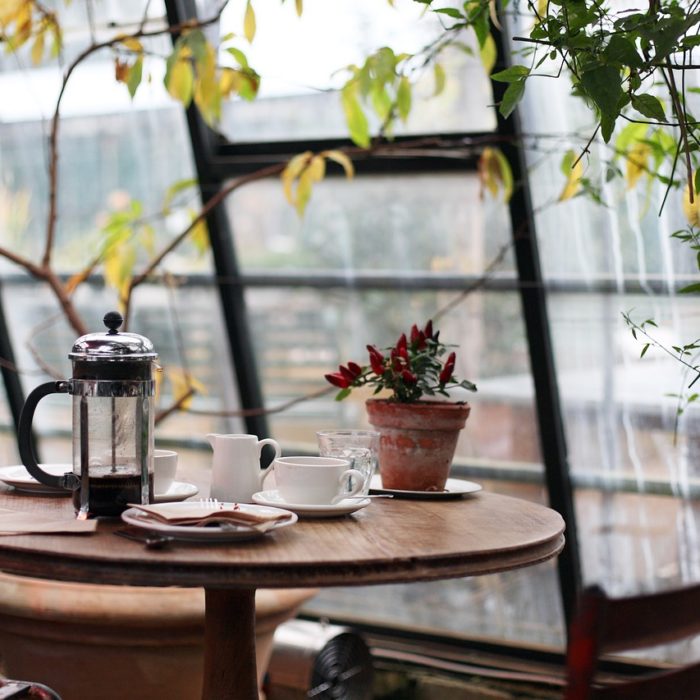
[258,438,281,485]
[331,468,365,504]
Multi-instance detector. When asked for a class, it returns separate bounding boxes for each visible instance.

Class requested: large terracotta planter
[0,573,317,700]
[365,399,470,491]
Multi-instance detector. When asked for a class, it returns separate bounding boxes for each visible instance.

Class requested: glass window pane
[227,173,515,275]
[218,0,496,142]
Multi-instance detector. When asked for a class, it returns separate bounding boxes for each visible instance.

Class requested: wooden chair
[564,583,700,699]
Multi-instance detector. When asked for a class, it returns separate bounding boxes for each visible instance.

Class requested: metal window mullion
[492,20,583,628]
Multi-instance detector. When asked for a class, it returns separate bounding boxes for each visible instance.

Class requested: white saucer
[0,466,200,503]
[252,490,371,518]
[121,501,297,542]
[0,464,72,495]
[369,475,482,499]
[153,481,199,503]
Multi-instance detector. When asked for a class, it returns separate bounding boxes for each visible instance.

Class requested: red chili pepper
[396,333,407,355]
[439,352,456,384]
[325,372,350,388]
[367,345,386,374]
[423,320,434,339]
[390,348,406,371]
[401,369,417,384]
[347,361,362,377]
[410,324,420,344]
[339,365,356,381]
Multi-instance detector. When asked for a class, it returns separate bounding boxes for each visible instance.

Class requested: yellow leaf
[295,0,303,16]
[30,29,44,65]
[480,33,497,75]
[281,151,312,204]
[323,150,354,179]
[558,158,583,201]
[683,180,700,227]
[433,64,445,97]
[166,54,194,105]
[295,168,314,217]
[219,67,242,98]
[119,37,143,53]
[189,216,209,255]
[625,143,650,190]
[307,155,325,182]
[478,147,513,202]
[244,1,256,43]
[168,368,206,410]
[0,0,23,26]
[193,43,220,125]
[103,242,135,293]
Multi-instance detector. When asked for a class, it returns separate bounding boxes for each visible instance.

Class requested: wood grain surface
[0,487,565,590]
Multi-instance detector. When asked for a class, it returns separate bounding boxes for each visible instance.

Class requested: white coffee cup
[153,449,178,494]
[273,456,364,505]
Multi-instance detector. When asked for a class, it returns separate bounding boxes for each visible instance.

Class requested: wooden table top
[0,487,565,590]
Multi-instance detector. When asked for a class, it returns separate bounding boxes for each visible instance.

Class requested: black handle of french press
[18,381,78,491]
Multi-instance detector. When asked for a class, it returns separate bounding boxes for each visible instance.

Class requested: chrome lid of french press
[69,311,158,362]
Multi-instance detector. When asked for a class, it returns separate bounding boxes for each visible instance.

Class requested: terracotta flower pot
[365,398,471,491]
[0,573,317,700]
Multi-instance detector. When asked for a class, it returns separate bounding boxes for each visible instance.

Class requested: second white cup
[153,449,178,494]
[273,456,364,505]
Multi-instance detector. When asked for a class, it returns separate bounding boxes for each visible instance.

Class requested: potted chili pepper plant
[325,320,477,491]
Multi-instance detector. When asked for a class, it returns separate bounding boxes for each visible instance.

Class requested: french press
[18,311,158,517]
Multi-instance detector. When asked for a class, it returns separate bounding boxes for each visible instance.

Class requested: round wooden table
[0,489,564,699]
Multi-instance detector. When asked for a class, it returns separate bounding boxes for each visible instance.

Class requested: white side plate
[0,464,72,495]
[369,475,482,499]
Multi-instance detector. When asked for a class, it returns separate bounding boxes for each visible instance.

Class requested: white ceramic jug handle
[332,468,365,504]
[258,438,281,484]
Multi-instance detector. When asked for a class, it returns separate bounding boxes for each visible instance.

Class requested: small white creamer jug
[207,433,281,503]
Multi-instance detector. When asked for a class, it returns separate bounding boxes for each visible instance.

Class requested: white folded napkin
[0,507,97,535]
[126,502,293,532]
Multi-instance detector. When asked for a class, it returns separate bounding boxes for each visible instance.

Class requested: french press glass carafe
[18,311,158,517]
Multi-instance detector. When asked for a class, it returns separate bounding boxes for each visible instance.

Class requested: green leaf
[226,46,249,68]
[600,112,618,143]
[334,388,351,401]
[126,56,143,98]
[479,33,497,74]
[631,94,666,121]
[433,63,446,96]
[491,65,529,83]
[434,7,463,19]
[580,65,623,123]
[603,35,642,68]
[341,85,370,148]
[640,343,650,358]
[499,79,525,119]
[679,282,700,294]
[162,177,198,214]
[397,76,411,121]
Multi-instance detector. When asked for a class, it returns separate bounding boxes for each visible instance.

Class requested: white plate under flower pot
[365,398,471,492]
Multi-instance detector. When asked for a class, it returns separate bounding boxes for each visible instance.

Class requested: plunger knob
[103,311,124,335]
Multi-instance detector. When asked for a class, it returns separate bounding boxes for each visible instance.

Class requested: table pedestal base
[203,588,258,700]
